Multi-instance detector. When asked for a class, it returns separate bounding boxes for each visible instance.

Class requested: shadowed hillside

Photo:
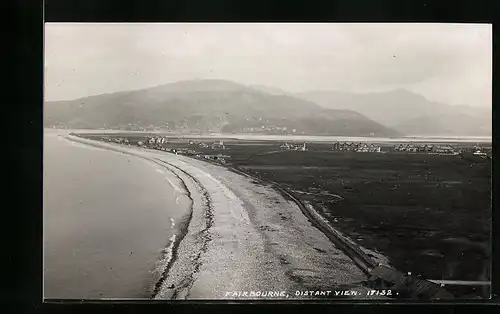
[44,79,401,137]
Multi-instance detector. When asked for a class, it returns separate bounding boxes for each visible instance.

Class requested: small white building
[212,140,225,150]
[280,142,292,150]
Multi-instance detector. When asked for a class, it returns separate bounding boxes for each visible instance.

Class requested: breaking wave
[152,234,177,282]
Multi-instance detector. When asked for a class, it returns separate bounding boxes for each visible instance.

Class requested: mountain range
[45,79,491,137]
[44,79,401,137]
[294,89,491,137]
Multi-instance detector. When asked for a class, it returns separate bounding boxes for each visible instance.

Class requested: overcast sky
[45,23,491,107]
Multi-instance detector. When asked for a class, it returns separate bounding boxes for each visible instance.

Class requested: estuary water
[43,131,190,299]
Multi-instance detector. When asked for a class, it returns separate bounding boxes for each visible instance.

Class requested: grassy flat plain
[81,133,492,298]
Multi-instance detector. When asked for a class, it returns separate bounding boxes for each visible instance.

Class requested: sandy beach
[65,135,387,300]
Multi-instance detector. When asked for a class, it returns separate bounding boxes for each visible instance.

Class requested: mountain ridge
[294,89,491,137]
[44,79,401,137]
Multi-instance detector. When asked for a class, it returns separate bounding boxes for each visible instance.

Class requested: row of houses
[393,144,457,154]
[100,136,130,144]
[171,148,199,156]
[189,140,225,150]
[202,154,230,164]
[148,136,168,145]
[394,143,435,153]
[332,142,381,153]
[280,142,307,151]
[135,138,230,163]
[189,140,210,148]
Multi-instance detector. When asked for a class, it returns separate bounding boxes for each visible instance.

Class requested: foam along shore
[64,135,386,299]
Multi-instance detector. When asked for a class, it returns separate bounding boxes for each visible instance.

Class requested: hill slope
[44,79,401,137]
[295,89,491,137]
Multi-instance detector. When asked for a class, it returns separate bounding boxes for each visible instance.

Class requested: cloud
[44,23,491,107]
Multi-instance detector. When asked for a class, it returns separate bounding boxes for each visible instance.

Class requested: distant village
[332,142,382,153]
[392,143,489,156]
[77,132,491,163]
[280,142,307,151]
[272,140,490,157]
[329,141,490,156]
[133,136,231,164]
[394,143,455,154]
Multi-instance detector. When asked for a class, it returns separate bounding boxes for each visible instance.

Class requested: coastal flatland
[78,133,492,298]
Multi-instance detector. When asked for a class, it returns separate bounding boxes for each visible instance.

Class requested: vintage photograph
[43,23,492,300]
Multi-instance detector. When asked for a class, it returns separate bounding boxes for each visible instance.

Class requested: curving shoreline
[152,159,215,299]
[61,135,198,297]
[149,161,196,298]
[64,134,384,299]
